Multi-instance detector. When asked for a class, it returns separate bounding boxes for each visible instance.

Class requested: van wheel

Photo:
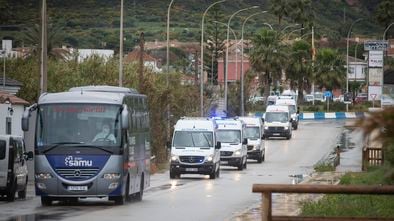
[243,158,247,169]
[286,134,291,140]
[209,164,217,179]
[6,179,16,202]
[125,177,131,202]
[237,161,244,171]
[41,196,53,206]
[257,153,263,163]
[169,170,177,179]
[293,124,298,130]
[216,167,220,178]
[135,175,144,201]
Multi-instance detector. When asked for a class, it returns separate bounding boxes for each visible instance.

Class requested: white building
[347,56,367,82]
[0,91,29,137]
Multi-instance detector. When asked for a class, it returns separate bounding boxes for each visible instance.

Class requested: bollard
[261,192,272,221]
[336,145,340,166]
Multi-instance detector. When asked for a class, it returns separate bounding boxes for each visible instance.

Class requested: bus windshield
[173,131,213,147]
[217,130,241,143]
[36,104,122,148]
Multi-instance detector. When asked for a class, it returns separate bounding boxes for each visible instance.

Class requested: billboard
[368,50,383,67]
[368,68,383,86]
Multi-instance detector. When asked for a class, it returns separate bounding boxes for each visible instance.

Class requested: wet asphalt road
[0,121,344,221]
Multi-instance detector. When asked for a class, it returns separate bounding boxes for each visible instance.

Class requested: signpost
[370,94,377,108]
[364,40,388,51]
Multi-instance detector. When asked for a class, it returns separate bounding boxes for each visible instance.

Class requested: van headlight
[264,126,269,130]
[35,173,52,179]
[284,126,289,130]
[171,155,179,162]
[234,150,242,156]
[206,155,213,162]
[103,173,121,180]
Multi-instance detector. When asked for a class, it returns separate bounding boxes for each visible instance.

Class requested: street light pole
[2,50,5,90]
[281,23,299,33]
[200,0,226,117]
[40,0,47,94]
[224,6,259,114]
[383,22,394,40]
[285,28,305,41]
[346,18,363,112]
[262,23,273,30]
[241,11,267,116]
[119,0,124,87]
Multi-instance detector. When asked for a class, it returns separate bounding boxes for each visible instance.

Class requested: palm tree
[250,29,286,98]
[285,39,312,103]
[313,48,345,91]
[375,0,394,39]
[269,0,289,25]
[289,0,314,36]
[23,24,69,60]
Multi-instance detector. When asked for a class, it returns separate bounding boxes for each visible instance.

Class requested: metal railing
[252,184,394,221]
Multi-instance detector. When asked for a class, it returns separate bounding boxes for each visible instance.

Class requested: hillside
[0,0,385,51]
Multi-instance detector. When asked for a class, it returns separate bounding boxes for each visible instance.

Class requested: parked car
[354,93,368,104]
[304,94,314,102]
[381,94,394,107]
[333,95,344,102]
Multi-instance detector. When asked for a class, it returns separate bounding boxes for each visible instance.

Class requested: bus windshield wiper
[42,142,85,153]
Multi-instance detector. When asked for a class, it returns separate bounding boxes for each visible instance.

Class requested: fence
[362,147,384,171]
[252,184,394,221]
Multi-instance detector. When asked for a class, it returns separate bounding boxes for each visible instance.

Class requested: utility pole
[139,32,144,92]
[119,0,124,87]
[311,26,315,106]
[40,0,47,94]
[195,50,199,85]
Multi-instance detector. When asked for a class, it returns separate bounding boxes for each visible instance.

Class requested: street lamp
[240,11,268,116]
[224,6,259,114]
[1,50,5,90]
[383,22,394,40]
[166,0,175,82]
[281,23,299,33]
[200,0,226,117]
[346,18,363,112]
[284,28,305,41]
[119,0,124,87]
[213,21,239,84]
[262,23,273,30]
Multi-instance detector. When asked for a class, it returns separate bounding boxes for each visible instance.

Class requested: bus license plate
[185,168,198,172]
[67,186,88,191]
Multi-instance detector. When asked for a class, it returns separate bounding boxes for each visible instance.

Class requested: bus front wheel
[41,196,53,206]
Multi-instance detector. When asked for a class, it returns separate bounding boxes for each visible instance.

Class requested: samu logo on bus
[64,156,93,167]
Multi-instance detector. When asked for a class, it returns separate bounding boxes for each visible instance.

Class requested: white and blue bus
[22,86,150,205]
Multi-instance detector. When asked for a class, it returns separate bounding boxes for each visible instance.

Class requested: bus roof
[38,85,144,105]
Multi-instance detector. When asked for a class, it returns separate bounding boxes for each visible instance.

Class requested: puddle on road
[147,182,185,192]
[7,212,68,221]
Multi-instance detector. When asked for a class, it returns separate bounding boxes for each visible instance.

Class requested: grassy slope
[0,0,383,48]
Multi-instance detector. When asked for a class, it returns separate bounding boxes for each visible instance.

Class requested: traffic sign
[370,94,377,100]
[324,91,332,98]
[364,40,388,51]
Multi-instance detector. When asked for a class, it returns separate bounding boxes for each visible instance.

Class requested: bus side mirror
[121,105,129,130]
[21,109,30,131]
[215,141,221,149]
[242,138,248,145]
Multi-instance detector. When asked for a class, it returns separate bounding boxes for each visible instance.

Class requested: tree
[288,0,314,36]
[285,39,312,103]
[374,0,394,39]
[269,0,290,25]
[313,48,345,91]
[205,5,226,85]
[250,29,286,98]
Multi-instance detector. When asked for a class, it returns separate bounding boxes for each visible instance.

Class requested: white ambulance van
[238,117,265,163]
[216,118,247,170]
[263,105,292,139]
[0,135,33,201]
[169,117,221,179]
[275,97,299,130]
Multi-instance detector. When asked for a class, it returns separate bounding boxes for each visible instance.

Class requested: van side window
[0,140,6,160]
[6,117,12,135]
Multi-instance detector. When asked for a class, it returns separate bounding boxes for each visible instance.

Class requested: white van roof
[266,105,289,113]
[216,119,243,130]
[174,118,217,131]
[238,117,262,127]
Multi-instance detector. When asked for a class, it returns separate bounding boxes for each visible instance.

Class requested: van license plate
[67,186,88,191]
[185,168,198,172]
[273,133,280,136]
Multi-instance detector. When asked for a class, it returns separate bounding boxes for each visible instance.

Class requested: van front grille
[179,156,205,164]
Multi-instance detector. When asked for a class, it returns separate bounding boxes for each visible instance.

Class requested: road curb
[299,112,365,120]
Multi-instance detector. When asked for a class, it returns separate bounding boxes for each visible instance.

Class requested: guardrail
[252,184,394,221]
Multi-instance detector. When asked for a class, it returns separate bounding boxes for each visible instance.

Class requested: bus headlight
[35,173,52,179]
[103,173,121,180]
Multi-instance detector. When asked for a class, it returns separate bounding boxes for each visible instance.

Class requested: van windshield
[173,131,213,147]
[217,130,241,143]
[244,127,260,139]
[265,112,288,123]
